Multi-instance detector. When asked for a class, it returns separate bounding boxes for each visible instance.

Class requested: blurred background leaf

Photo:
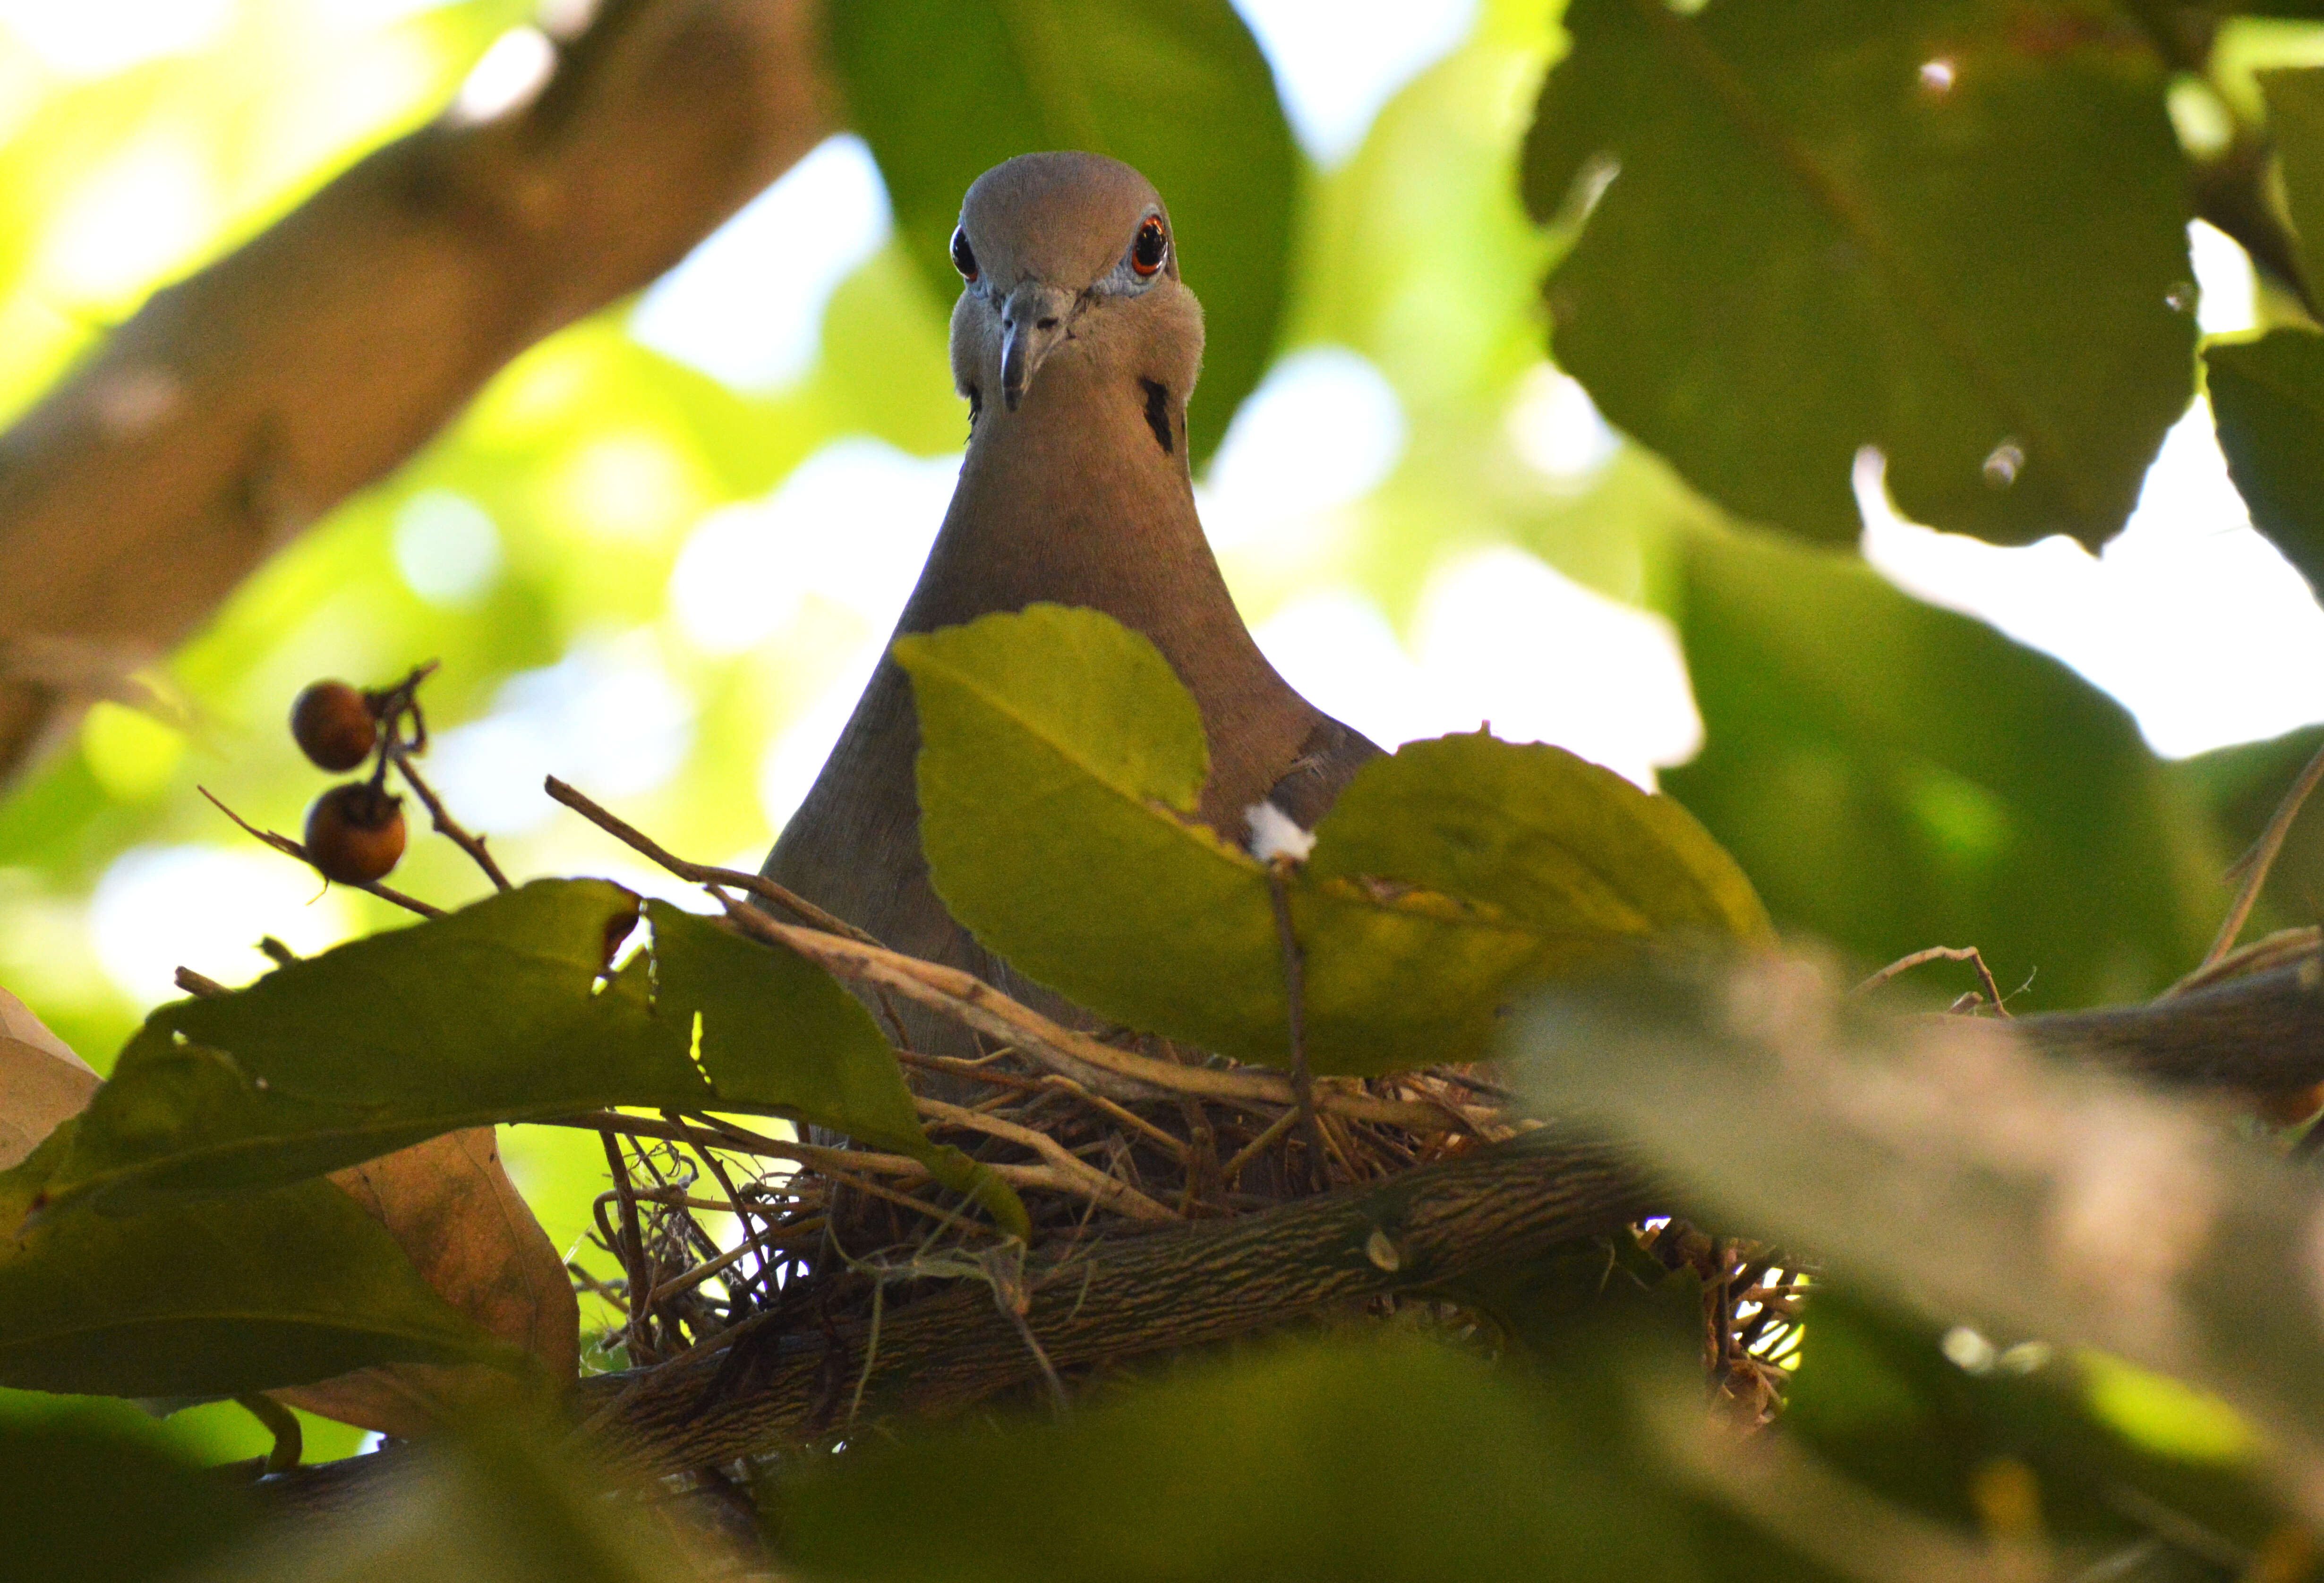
[1522,0,2196,550]
[1662,524,2222,1005]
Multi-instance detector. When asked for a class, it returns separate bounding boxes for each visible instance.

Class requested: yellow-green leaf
[899,605,1767,1074]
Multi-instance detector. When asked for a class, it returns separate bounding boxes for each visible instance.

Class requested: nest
[547,778,1804,1434]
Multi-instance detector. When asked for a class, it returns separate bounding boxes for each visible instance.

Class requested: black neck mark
[1139,378,1174,455]
[966,382,982,432]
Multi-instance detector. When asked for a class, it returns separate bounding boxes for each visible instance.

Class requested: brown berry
[304,783,406,884]
[291,681,378,772]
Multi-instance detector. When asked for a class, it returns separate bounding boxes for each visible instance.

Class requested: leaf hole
[687,1010,716,1092]
[593,904,655,996]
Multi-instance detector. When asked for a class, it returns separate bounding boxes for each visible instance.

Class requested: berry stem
[390,747,511,892]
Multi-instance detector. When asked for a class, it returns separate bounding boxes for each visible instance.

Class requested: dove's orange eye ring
[1131,217,1167,276]
[950,225,978,281]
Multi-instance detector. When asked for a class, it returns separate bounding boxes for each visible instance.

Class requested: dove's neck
[906,373,1224,645]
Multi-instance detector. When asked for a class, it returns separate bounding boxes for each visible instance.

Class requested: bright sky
[33,0,2324,1010]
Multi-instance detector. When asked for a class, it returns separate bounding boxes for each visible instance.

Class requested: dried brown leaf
[0,985,98,1170]
[274,1127,579,1438]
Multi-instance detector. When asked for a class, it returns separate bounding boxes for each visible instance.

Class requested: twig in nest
[914,1097,1176,1222]
[199,786,444,919]
[567,1260,629,1314]
[600,1131,654,1364]
[1265,863,1329,1191]
[1856,945,2008,1016]
[391,747,509,892]
[544,1112,997,1239]
[1219,1106,1302,1186]
[2204,734,2324,970]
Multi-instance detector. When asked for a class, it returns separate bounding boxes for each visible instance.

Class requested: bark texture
[255,1128,1654,1509]
[0,0,834,782]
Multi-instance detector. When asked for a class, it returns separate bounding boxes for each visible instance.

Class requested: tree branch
[2017,951,2324,1094]
[252,1129,1653,1508]
[0,0,835,783]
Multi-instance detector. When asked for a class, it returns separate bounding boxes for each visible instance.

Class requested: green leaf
[898,605,1767,1073]
[1522,0,2194,549]
[0,1413,257,1583]
[1309,732,1770,945]
[1662,525,2218,1006]
[0,1125,504,1398]
[42,880,1023,1236]
[2206,329,2324,598]
[827,0,1296,462]
[777,1330,1693,1583]
[2262,69,2324,298]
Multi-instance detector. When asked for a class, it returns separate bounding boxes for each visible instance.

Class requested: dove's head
[947,153,1205,436]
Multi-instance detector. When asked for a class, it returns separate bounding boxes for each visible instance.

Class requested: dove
[763,152,1378,1056]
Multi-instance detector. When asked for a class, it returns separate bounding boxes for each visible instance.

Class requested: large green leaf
[0,1126,503,1398]
[777,1331,1692,1583]
[827,0,1295,462]
[2207,329,2324,597]
[0,1412,258,1583]
[1661,526,2219,1007]
[1522,0,2194,549]
[40,880,1022,1235]
[897,605,1767,1074]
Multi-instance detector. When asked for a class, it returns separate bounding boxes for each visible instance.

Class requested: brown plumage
[762,152,1377,1054]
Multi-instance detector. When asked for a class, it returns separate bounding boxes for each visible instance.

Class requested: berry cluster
[287,668,433,886]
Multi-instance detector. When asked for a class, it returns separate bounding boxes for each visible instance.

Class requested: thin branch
[1219,1107,1302,1186]
[2017,950,2324,1092]
[392,748,509,892]
[544,774,877,943]
[174,966,230,998]
[600,1130,654,1364]
[1856,945,2009,1016]
[199,785,444,918]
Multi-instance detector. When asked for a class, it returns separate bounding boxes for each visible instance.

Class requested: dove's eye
[950,226,978,281]
[1131,217,1167,276]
